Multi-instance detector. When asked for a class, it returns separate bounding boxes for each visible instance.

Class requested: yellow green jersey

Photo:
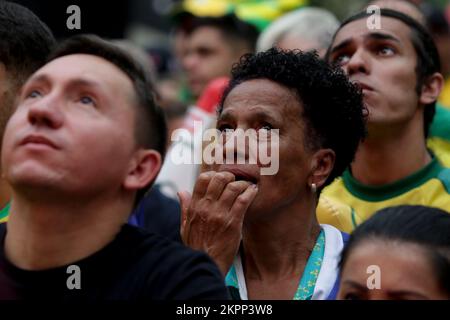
[438,78,450,109]
[0,203,9,224]
[317,157,450,232]
[428,104,450,167]
[316,195,361,234]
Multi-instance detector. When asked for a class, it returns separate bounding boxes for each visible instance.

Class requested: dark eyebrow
[330,32,401,55]
[252,111,279,120]
[218,109,281,125]
[366,32,401,44]
[342,280,368,291]
[343,280,429,299]
[26,73,51,86]
[25,73,109,100]
[330,39,353,55]
[27,73,104,90]
[67,79,103,89]
[387,291,428,300]
[217,111,234,122]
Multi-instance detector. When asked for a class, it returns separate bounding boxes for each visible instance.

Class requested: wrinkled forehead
[29,54,134,93]
[35,54,131,81]
[220,79,301,120]
[367,0,426,25]
[332,15,414,49]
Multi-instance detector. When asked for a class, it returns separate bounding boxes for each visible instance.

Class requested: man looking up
[318,9,450,227]
[365,0,450,168]
[0,35,228,300]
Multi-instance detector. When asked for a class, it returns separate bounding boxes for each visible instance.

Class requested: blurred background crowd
[9,0,450,145]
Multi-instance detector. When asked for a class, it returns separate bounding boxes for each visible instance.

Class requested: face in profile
[338,240,450,300]
[1,54,140,199]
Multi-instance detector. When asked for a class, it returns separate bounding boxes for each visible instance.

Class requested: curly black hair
[219,48,367,188]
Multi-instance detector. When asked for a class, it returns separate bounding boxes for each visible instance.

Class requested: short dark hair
[326,9,441,138]
[48,35,167,204]
[186,13,259,53]
[340,205,450,296]
[0,1,55,87]
[219,48,367,189]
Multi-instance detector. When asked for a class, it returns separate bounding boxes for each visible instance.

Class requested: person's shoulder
[0,222,5,236]
[430,104,450,141]
[317,195,360,233]
[122,224,198,261]
[131,187,181,242]
[131,225,221,277]
[121,224,229,300]
[436,167,450,195]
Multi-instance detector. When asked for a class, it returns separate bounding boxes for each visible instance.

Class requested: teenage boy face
[328,17,424,133]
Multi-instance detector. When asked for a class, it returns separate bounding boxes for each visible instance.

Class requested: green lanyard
[0,202,10,222]
[226,229,325,300]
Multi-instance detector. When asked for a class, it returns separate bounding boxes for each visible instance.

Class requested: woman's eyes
[260,123,273,131]
[217,124,274,132]
[217,123,233,132]
[343,292,362,300]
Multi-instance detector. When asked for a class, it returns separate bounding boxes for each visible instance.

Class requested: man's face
[182,26,240,97]
[1,54,139,199]
[328,17,421,134]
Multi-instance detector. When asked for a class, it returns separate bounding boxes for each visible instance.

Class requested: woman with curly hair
[178,48,367,300]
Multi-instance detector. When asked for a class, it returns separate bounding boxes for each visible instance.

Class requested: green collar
[225,229,325,300]
[343,157,444,202]
[0,202,10,221]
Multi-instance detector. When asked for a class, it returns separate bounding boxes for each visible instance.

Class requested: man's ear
[308,149,335,190]
[123,149,162,191]
[420,72,444,105]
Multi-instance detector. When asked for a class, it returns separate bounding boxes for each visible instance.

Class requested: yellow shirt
[0,203,9,224]
[428,104,450,167]
[316,196,360,234]
[438,78,450,109]
[317,157,450,232]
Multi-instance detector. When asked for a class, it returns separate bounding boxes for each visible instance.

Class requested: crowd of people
[0,0,448,300]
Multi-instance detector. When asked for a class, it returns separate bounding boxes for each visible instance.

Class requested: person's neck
[242,195,321,281]
[352,121,431,186]
[4,192,132,270]
[0,177,11,210]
